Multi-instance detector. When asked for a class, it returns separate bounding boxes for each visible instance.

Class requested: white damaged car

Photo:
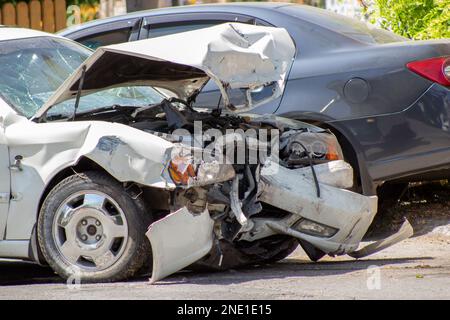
[0,24,412,282]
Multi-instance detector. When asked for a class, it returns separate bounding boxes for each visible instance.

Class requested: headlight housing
[167,153,235,187]
[283,131,344,162]
[168,155,197,185]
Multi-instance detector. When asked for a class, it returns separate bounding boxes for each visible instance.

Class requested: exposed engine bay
[65,97,414,283]
[71,97,344,221]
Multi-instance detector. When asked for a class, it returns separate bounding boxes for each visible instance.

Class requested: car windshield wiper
[45,105,138,121]
[73,104,140,118]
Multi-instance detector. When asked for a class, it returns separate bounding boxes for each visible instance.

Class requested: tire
[193,235,299,271]
[262,237,299,263]
[37,171,152,282]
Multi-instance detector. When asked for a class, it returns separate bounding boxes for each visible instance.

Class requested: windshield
[48,86,164,119]
[0,37,91,118]
[0,36,165,119]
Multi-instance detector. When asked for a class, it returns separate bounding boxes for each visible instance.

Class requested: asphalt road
[0,230,449,299]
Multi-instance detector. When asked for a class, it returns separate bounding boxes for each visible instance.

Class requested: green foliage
[368,0,450,40]
[66,0,98,6]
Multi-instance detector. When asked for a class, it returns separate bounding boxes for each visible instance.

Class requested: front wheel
[37,171,152,282]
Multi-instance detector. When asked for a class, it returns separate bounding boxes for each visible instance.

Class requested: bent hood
[34,22,295,118]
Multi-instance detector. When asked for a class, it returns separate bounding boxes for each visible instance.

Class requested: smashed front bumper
[250,160,378,255]
[146,159,410,283]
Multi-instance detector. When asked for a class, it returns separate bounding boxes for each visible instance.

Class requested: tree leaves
[368,0,450,40]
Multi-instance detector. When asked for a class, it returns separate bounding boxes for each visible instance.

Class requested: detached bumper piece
[146,207,214,284]
[348,219,414,259]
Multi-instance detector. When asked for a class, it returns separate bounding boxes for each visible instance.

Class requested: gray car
[59,3,450,197]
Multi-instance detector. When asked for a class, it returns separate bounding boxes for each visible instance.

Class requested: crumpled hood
[34,22,295,118]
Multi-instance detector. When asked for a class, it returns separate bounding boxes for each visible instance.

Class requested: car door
[0,115,10,240]
[131,13,280,114]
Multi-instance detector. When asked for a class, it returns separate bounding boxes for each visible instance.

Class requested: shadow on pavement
[152,256,434,286]
[0,255,433,287]
[0,260,62,286]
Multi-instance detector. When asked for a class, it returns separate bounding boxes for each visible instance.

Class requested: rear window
[280,5,407,44]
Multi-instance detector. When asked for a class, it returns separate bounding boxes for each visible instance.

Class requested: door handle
[9,155,23,171]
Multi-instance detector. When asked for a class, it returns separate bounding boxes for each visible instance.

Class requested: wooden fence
[0,0,309,33]
[0,0,66,33]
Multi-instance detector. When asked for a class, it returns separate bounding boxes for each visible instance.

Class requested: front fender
[4,118,175,241]
[79,123,176,189]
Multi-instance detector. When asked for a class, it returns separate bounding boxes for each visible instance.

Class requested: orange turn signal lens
[168,156,197,185]
[325,138,343,161]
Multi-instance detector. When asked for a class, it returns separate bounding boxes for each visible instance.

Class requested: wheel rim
[52,190,129,272]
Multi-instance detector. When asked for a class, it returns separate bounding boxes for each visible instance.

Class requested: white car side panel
[0,127,10,240]
[0,240,30,258]
[0,98,14,240]
[4,116,175,240]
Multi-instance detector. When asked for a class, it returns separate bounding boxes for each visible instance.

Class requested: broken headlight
[168,155,197,185]
[168,154,236,186]
[293,218,338,238]
[282,132,344,162]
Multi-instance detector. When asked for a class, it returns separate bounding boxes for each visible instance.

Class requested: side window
[78,28,131,49]
[147,21,226,39]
